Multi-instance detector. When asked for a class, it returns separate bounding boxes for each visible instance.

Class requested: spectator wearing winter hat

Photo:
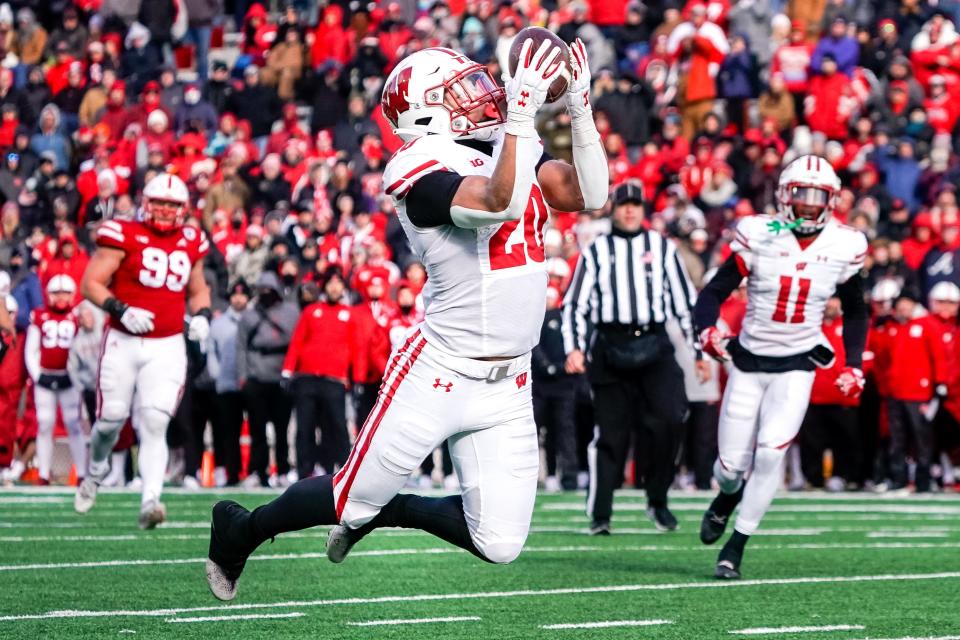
[902,212,936,270]
[262,27,306,102]
[204,61,234,114]
[873,137,922,213]
[14,8,45,67]
[121,23,161,95]
[811,16,860,78]
[174,83,218,137]
[230,224,269,286]
[207,279,251,486]
[666,2,729,140]
[757,72,795,133]
[29,104,69,170]
[226,65,282,151]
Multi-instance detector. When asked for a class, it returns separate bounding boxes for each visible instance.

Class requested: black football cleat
[700,509,729,545]
[714,543,743,580]
[588,520,611,536]
[647,506,678,532]
[206,500,257,601]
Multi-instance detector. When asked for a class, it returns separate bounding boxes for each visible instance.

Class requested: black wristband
[102,297,129,321]
[195,307,213,322]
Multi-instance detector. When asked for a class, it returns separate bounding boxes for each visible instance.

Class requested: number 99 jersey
[95,219,209,338]
[384,134,549,358]
[731,215,867,358]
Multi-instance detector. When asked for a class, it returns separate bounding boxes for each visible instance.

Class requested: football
[507,26,571,103]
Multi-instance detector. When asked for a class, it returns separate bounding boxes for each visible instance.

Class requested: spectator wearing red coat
[311,4,353,69]
[902,212,936,270]
[282,267,362,477]
[872,296,948,491]
[800,298,861,490]
[666,2,729,139]
[41,233,87,303]
[96,80,130,143]
[924,282,960,478]
[805,54,853,140]
[352,276,398,423]
[923,75,959,135]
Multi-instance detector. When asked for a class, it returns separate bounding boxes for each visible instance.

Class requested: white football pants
[34,384,85,481]
[333,327,539,564]
[89,329,186,505]
[716,365,815,536]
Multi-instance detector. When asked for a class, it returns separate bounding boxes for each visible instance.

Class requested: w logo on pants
[515,372,528,389]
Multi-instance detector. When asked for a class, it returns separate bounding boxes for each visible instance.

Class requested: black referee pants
[888,398,933,492]
[587,355,686,523]
[800,404,859,487]
[293,375,349,479]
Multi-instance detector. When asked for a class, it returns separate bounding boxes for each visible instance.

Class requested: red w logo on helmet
[382,66,413,126]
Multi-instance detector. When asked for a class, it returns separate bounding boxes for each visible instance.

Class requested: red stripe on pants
[334,337,427,520]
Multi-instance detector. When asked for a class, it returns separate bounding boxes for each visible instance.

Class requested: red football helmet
[142,173,189,233]
[381,47,506,142]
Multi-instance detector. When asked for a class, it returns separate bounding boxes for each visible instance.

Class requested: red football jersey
[30,307,79,371]
[96,219,209,338]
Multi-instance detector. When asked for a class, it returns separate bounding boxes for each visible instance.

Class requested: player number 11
[772,275,811,323]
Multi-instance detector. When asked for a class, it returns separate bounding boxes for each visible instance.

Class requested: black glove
[279,375,293,394]
[37,373,72,391]
[352,384,366,405]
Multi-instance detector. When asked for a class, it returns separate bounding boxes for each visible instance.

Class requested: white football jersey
[382,134,549,358]
[731,215,867,358]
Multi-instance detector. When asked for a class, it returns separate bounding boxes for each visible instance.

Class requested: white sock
[88,419,124,480]
[35,421,54,481]
[137,408,170,506]
[735,446,787,536]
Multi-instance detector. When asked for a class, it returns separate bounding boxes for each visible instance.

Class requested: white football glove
[188,314,210,342]
[505,39,564,138]
[566,37,592,120]
[120,306,155,334]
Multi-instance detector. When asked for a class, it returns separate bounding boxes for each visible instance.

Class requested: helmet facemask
[144,198,186,234]
[426,65,505,140]
[780,184,835,236]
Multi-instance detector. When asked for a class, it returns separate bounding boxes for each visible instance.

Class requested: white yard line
[166,613,304,624]
[540,619,673,630]
[846,636,960,640]
[1,571,958,622]
[730,624,865,634]
[866,532,950,538]
[0,497,70,504]
[542,503,960,515]
[3,542,960,572]
[346,616,481,627]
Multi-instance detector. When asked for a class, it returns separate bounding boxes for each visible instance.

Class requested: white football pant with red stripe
[715,365,815,535]
[89,329,186,506]
[34,384,85,482]
[333,327,539,564]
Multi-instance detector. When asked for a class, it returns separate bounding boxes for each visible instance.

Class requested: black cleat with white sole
[700,509,729,545]
[647,506,678,532]
[206,500,257,601]
[714,544,743,580]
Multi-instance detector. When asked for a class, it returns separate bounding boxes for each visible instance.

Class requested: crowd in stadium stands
[1,0,960,494]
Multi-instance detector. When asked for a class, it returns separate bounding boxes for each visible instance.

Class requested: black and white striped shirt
[561,228,699,355]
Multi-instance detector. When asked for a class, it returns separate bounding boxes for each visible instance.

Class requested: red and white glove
[699,326,731,362]
[505,39,564,138]
[835,367,865,399]
[565,37,592,119]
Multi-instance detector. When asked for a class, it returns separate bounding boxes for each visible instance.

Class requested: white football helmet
[142,173,190,233]
[776,154,841,236]
[381,47,506,142]
[46,274,76,310]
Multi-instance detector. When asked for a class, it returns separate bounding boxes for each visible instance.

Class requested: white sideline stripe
[166,613,304,624]
[730,624,865,635]
[847,637,960,640]
[541,620,673,630]
[2,572,959,622]
[4,542,960,572]
[347,616,480,627]
[542,503,960,515]
[866,532,949,538]
[0,497,69,504]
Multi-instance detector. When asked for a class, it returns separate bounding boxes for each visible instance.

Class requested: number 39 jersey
[95,219,209,338]
[731,215,867,358]
[29,307,78,371]
[384,134,549,358]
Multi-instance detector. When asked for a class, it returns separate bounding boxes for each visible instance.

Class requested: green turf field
[0,488,958,639]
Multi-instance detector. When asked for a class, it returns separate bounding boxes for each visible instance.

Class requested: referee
[562,182,709,534]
